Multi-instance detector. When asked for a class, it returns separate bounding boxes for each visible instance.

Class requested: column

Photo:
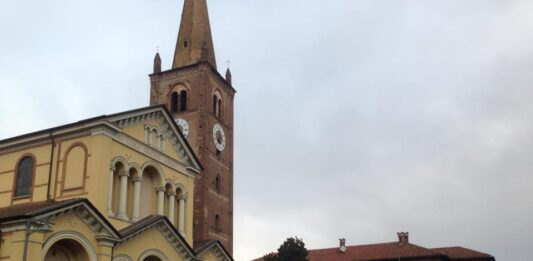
[107,167,115,216]
[178,194,186,234]
[131,177,142,222]
[156,187,165,216]
[168,192,176,225]
[117,170,129,219]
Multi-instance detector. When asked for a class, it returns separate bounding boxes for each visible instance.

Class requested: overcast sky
[1,0,532,260]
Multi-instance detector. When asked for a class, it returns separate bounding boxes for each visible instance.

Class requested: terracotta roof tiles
[253,242,495,261]
[432,247,495,260]
[308,242,445,261]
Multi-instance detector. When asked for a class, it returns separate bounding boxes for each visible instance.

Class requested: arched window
[217,99,222,118]
[171,92,179,113]
[213,93,223,118]
[15,157,34,197]
[179,90,187,112]
[213,95,217,115]
[214,214,221,232]
[215,175,221,193]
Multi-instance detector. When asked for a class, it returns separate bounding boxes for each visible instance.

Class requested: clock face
[175,118,190,139]
[212,123,226,152]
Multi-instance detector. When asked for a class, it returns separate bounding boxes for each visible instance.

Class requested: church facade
[0,0,234,260]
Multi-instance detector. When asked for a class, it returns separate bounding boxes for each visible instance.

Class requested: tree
[277,237,309,261]
[262,252,278,261]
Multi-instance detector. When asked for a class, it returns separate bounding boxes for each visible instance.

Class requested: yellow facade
[0,106,232,261]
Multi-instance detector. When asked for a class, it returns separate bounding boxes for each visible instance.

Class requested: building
[0,0,234,260]
[254,233,495,261]
[149,0,235,252]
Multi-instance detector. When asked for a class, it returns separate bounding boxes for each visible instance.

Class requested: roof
[173,0,217,68]
[195,240,219,253]
[119,215,165,237]
[0,198,85,221]
[195,239,234,261]
[252,242,446,261]
[307,242,446,261]
[432,247,495,260]
[0,105,203,171]
[0,198,121,238]
[119,214,195,255]
[0,105,152,144]
[0,199,223,260]
[253,241,498,261]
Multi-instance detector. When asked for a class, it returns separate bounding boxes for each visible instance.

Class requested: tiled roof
[118,214,199,258]
[253,242,497,261]
[307,242,445,261]
[0,199,233,260]
[194,239,234,261]
[0,198,84,221]
[119,215,164,237]
[195,240,218,253]
[432,247,495,260]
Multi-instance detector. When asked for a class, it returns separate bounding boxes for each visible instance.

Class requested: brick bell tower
[149,0,235,253]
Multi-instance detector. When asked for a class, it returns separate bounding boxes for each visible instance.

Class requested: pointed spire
[173,0,217,69]
[225,67,232,85]
[154,52,162,74]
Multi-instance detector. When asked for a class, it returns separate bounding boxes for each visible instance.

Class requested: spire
[173,0,217,69]
[225,67,232,85]
[154,52,162,74]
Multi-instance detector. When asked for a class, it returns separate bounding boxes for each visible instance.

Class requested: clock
[212,123,226,152]
[175,118,190,139]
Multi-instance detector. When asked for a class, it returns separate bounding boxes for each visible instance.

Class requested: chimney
[397,232,409,245]
[339,238,347,253]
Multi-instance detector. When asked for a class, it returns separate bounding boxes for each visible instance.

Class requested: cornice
[108,108,200,171]
[196,241,232,261]
[0,122,120,153]
[156,222,195,260]
[117,218,195,261]
[150,62,236,95]
[0,201,119,239]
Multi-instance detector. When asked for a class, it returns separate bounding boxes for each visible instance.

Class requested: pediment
[118,216,196,261]
[0,199,121,240]
[106,106,202,172]
[196,241,233,261]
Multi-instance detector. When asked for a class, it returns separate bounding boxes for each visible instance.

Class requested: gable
[106,106,202,172]
[196,241,233,261]
[117,216,195,261]
[0,199,120,240]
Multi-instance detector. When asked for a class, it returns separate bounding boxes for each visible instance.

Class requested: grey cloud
[1,0,532,260]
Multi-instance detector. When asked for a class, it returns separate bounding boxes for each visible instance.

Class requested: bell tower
[149,0,235,253]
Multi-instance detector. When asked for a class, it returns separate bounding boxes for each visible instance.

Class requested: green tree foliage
[262,252,278,261]
[276,237,309,261]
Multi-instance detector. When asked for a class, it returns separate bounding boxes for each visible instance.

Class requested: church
[0,0,234,260]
